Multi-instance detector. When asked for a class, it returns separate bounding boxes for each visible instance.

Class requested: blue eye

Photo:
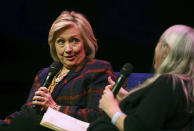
[71,38,80,43]
[57,39,65,45]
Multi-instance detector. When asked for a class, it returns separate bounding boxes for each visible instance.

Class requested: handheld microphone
[41,62,62,87]
[112,63,133,96]
[32,62,62,109]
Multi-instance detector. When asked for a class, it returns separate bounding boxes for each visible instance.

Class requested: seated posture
[88,25,194,131]
[0,11,115,131]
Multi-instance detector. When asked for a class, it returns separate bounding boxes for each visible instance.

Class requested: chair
[114,72,154,90]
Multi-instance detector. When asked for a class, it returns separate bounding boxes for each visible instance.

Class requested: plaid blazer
[1,58,116,125]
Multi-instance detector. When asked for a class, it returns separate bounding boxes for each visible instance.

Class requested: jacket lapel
[50,58,90,100]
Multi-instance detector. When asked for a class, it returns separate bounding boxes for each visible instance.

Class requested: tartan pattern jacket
[1,58,116,125]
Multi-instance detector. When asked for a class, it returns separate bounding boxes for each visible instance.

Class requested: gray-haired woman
[88,25,194,131]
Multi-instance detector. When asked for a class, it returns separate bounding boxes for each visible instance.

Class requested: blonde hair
[48,11,98,61]
[129,25,194,109]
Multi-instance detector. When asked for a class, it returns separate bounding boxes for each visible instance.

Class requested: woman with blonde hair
[0,11,115,131]
[88,25,194,131]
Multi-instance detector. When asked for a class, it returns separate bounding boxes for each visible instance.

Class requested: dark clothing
[0,58,116,130]
[88,74,194,131]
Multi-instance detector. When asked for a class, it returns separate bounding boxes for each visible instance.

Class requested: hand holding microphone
[32,87,57,110]
[112,63,133,96]
[99,63,133,116]
[32,62,62,112]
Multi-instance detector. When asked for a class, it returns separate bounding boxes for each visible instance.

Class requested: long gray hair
[130,25,194,111]
[157,25,194,76]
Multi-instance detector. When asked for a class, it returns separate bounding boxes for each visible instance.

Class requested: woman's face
[54,25,86,69]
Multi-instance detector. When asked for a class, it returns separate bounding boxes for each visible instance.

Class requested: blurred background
[0,0,193,118]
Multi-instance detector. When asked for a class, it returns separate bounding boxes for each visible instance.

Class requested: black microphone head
[120,63,133,78]
[41,62,62,87]
[48,62,63,74]
[112,63,133,96]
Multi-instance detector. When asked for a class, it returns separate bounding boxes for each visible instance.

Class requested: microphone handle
[112,75,126,96]
[32,73,52,110]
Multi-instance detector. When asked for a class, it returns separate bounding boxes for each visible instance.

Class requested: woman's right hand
[32,87,59,111]
[107,76,129,102]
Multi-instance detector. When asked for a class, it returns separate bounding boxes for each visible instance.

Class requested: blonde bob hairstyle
[48,11,98,61]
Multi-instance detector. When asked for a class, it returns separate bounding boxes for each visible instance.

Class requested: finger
[38,87,49,93]
[103,86,108,94]
[105,86,111,91]
[99,99,102,108]
[33,96,45,102]
[108,76,115,86]
[32,100,45,106]
[35,90,45,97]
[106,85,113,90]
[103,89,107,95]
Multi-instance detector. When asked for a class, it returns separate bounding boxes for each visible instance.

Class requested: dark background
[0,0,193,119]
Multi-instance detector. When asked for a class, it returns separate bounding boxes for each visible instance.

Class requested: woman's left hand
[99,86,121,118]
[32,87,56,110]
